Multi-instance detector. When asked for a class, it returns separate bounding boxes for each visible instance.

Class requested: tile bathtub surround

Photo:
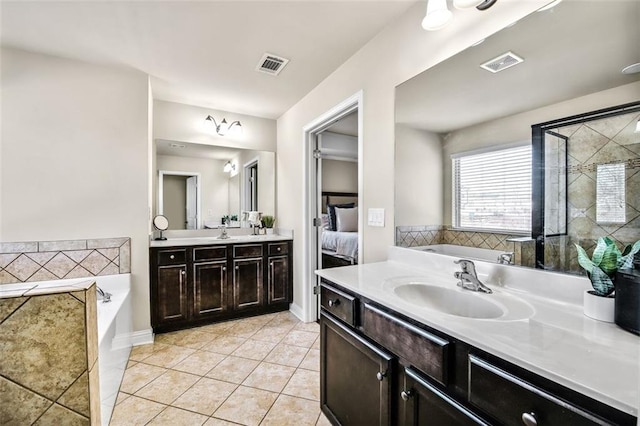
[0,281,100,425]
[0,237,131,284]
[111,311,328,426]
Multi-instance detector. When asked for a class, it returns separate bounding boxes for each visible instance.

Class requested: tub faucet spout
[96,286,112,303]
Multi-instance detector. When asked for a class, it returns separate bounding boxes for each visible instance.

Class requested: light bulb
[453,0,483,9]
[422,0,452,31]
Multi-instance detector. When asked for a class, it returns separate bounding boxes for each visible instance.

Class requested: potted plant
[575,237,640,322]
[261,215,276,234]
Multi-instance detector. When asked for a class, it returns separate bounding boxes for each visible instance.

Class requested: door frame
[158,170,202,229]
[302,91,364,322]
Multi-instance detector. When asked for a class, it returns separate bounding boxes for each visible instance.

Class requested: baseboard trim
[130,329,154,346]
[289,302,305,322]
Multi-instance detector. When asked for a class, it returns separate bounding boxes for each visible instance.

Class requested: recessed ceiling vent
[256,53,289,76]
[480,51,524,73]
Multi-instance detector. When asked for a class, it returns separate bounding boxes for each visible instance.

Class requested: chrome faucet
[497,252,514,265]
[217,224,229,239]
[453,259,492,294]
[96,286,112,303]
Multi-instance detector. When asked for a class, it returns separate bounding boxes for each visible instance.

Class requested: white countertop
[150,234,292,248]
[316,246,640,417]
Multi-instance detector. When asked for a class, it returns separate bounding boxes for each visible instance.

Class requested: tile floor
[110,311,331,426]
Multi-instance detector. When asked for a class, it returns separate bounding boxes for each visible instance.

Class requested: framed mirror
[154,139,275,230]
[394,0,640,272]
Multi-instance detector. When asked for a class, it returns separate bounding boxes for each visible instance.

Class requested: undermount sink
[384,277,534,321]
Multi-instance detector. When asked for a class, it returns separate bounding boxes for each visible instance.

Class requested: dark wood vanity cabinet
[151,240,292,333]
[320,279,636,426]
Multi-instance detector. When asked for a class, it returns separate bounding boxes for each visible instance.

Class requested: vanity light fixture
[422,0,497,31]
[223,161,236,173]
[635,119,640,134]
[205,115,242,136]
[537,0,563,12]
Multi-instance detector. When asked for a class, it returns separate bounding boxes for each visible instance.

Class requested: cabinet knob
[376,371,386,381]
[327,299,340,308]
[181,270,185,275]
[400,390,413,401]
[222,266,226,271]
[277,247,281,251]
[170,255,175,260]
[235,266,239,270]
[522,412,537,426]
[270,262,274,267]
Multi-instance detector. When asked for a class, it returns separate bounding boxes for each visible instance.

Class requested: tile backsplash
[0,237,130,284]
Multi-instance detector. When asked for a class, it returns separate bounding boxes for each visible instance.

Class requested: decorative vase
[583,290,615,323]
[266,228,274,235]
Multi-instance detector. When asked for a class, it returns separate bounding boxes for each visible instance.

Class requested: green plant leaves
[575,237,640,295]
[618,240,640,270]
[575,244,595,274]
[590,266,615,296]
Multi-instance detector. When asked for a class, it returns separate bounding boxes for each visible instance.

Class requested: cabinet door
[156,264,188,323]
[320,312,395,426]
[400,367,488,426]
[233,258,263,309]
[193,260,227,318]
[268,255,289,304]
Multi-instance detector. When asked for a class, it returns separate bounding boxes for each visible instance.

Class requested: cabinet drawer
[468,355,604,425]
[194,246,227,262]
[268,242,288,256]
[321,283,356,327]
[157,249,187,265]
[362,303,450,386]
[233,244,263,258]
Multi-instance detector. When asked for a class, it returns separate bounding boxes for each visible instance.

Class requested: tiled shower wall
[395,226,535,267]
[0,237,130,284]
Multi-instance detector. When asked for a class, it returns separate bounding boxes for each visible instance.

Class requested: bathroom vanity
[149,235,292,333]
[316,247,638,426]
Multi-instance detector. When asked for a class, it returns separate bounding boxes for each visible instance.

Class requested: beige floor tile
[142,344,197,368]
[316,412,332,426]
[267,312,300,328]
[224,320,264,338]
[263,344,309,368]
[213,386,278,426]
[281,330,318,348]
[299,349,320,372]
[261,394,321,426]
[114,392,130,406]
[109,395,165,426]
[251,325,292,344]
[156,329,218,349]
[196,321,235,334]
[129,342,171,362]
[206,355,260,384]
[201,335,248,355]
[147,406,209,426]
[126,360,138,369]
[173,350,227,376]
[311,336,320,350]
[242,362,296,393]
[294,321,320,333]
[232,339,277,361]
[282,369,320,401]
[204,417,241,425]
[119,363,167,394]
[135,370,200,404]
[172,377,237,416]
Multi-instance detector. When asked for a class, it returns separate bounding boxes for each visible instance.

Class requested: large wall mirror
[395,0,639,273]
[154,139,275,230]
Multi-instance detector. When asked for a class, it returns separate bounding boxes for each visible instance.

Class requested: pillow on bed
[321,214,330,230]
[327,203,355,231]
[335,207,358,232]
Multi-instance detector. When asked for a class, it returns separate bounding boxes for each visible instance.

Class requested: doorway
[302,91,363,322]
[158,170,201,230]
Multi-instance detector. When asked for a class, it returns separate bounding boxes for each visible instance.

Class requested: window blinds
[453,144,532,232]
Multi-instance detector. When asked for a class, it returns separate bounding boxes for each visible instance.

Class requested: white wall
[236,150,276,217]
[154,100,277,152]
[395,125,443,226]
[1,47,151,332]
[322,160,358,194]
[276,1,547,312]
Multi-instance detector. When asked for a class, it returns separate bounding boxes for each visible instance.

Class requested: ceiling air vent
[480,51,524,73]
[256,53,289,76]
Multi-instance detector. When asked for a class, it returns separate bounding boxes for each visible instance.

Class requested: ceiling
[1,0,416,119]
[395,0,640,134]
[156,139,247,160]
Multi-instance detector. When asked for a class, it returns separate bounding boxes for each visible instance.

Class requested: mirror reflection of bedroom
[317,111,359,270]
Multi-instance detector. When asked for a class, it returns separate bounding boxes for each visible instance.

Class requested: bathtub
[410,244,507,263]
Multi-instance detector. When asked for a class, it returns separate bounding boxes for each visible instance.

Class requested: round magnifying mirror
[153,215,169,240]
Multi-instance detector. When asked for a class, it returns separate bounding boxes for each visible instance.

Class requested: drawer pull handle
[235,266,239,270]
[222,267,226,271]
[277,247,281,251]
[327,299,340,308]
[376,371,386,381]
[400,390,413,401]
[170,255,175,260]
[181,270,185,275]
[522,412,537,426]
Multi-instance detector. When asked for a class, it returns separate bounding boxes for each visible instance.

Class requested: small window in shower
[596,163,626,224]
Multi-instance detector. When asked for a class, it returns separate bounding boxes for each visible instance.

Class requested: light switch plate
[368,208,385,227]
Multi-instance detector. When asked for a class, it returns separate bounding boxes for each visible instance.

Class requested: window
[596,163,626,224]
[453,144,531,232]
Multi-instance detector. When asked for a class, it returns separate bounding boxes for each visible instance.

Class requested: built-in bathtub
[411,244,507,263]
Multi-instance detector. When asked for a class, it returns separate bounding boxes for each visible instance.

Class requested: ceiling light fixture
[423,0,497,31]
[223,161,236,173]
[621,63,640,75]
[205,116,242,136]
